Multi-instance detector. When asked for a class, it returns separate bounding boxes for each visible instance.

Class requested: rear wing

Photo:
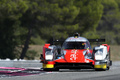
[88,39,106,46]
[51,39,105,45]
[88,39,105,42]
[52,39,64,46]
[53,39,105,42]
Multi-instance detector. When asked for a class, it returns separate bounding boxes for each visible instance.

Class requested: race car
[93,44,112,70]
[40,33,112,71]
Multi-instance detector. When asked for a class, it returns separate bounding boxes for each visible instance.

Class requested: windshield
[62,42,91,49]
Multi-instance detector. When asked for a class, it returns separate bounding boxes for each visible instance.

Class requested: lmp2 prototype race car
[40,33,112,71]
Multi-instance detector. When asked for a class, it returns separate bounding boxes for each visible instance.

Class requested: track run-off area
[0,61,120,80]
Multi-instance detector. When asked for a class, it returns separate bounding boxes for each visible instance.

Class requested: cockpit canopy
[62,41,91,49]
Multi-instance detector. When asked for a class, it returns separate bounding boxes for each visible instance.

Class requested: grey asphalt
[0,60,42,68]
[0,61,120,80]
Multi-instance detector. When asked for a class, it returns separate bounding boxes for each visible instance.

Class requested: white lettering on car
[70,50,78,61]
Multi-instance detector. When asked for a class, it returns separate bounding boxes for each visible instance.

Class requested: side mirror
[40,54,43,60]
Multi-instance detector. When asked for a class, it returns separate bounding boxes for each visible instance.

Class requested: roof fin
[74,33,80,38]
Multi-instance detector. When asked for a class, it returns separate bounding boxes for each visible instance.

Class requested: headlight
[45,51,53,60]
[95,49,103,60]
[95,51,103,55]
[45,55,53,60]
[85,53,92,59]
[60,50,66,59]
[83,50,92,59]
[83,51,87,55]
[61,50,66,55]
[95,48,103,56]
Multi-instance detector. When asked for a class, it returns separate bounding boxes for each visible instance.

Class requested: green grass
[110,45,120,61]
[28,45,43,60]
[29,45,120,61]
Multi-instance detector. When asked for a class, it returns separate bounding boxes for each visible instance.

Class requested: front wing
[42,58,95,69]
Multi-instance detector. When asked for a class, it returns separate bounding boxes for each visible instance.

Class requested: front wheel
[95,68,106,71]
[43,68,59,71]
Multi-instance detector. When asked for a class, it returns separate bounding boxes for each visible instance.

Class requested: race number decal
[70,50,78,61]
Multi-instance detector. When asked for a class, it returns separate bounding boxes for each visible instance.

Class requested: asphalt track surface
[0,61,120,80]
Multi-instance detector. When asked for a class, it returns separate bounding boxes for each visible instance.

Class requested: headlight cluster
[95,48,103,55]
[60,50,66,58]
[83,51,87,55]
[85,53,92,59]
[95,48,103,60]
[95,50,103,56]
[45,51,53,60]
[83,50,92,59]
[61,50,66,55]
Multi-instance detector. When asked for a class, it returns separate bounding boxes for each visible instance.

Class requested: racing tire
[43,68,59,71]
[95,68,106,71]
[106,66,110,70]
